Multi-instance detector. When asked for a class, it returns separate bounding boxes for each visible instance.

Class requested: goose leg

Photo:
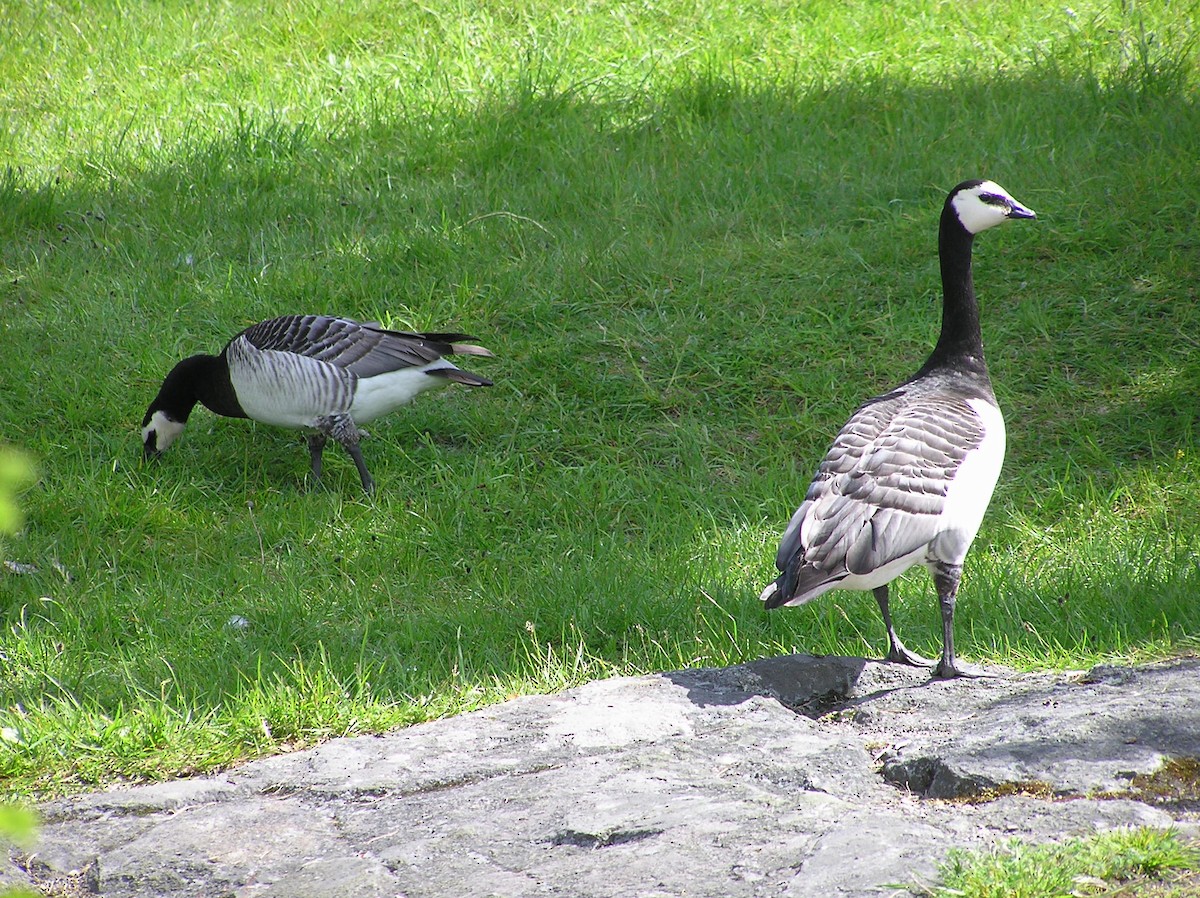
[306,434,328,482]
[342,441,376,495]
[931,563,985,679]
[874,585,936,668]
[316,413,376,495]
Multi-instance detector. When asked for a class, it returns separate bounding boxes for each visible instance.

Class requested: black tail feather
[762,577,789,610]
[426,368,493,387]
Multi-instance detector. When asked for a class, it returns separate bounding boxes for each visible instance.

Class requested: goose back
[770,374,1004,606]
[223,315,492,428]
[239,315,486,378]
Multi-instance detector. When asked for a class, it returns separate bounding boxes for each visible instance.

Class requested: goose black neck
[149,354,246,421]
[917,204,988,380]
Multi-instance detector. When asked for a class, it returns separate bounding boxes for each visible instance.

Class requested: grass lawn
[922,829,1200,898]
[0,0,1198,806]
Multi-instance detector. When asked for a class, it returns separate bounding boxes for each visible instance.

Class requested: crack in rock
[548,828,663,849]
[881,754,999,799]
[13,854,100,898]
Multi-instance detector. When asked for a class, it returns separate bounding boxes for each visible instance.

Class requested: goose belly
[838,545,934,593]
[349,363,455,423]
[766,544,931,607]
[929,397,1006,565]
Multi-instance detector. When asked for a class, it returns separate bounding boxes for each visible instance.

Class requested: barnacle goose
[142,314,494,493]
[760,179,1036,678]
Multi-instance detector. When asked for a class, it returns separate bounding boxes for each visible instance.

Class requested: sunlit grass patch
[917,829,1200,898]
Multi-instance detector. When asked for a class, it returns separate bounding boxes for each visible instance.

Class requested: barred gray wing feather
[775,390,986,600]
[239,316,491,379]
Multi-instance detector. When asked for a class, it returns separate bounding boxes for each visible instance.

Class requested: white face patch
[952,180,1036,235]
[142,410,186,453]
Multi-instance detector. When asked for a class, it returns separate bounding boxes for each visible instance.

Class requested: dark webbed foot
[933,657,989,679]
[886,642,938,668]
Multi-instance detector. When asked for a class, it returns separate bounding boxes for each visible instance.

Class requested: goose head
[141,354,209,459]
[141,409,187,458]
[949,180,1037,235]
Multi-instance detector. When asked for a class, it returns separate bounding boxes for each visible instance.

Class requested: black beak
[1008,199,1037,220]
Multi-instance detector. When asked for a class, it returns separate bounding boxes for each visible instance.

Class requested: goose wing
[774,388,986,599]
[240,316,491,379]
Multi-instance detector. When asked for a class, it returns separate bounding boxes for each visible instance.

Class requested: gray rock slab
[7,655,1199,897]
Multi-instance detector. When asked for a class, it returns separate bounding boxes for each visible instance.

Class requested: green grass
[0,0,1198,799]
[918,829,1200,898]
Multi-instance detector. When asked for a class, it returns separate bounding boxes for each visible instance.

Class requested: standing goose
[142,314,494,493]
[760,179,1036,678]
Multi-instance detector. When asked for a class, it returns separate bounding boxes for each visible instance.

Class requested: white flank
[761,545,935,606]
[143,410,187,452]
[927,397,1006,566]
[349,363,458,423]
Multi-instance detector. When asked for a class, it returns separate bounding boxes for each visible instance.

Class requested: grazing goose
[142,314,494,493]
[760,179,1036,678]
